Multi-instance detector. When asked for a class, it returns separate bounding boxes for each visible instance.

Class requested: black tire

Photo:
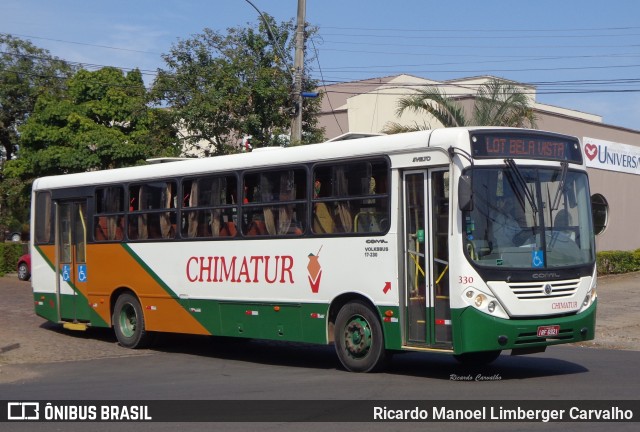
[334,300,388,372]
[453,350,501,365]
[112,293,153,349]
[17,262,30,281]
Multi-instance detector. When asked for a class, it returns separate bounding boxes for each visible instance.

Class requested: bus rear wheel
[334,300,388,372]
[113,293,153,349]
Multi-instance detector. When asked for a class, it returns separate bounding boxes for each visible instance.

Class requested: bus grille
[508,279,580,300]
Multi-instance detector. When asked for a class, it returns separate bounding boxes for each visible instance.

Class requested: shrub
[0,242,26,276]
[597,249,640,276]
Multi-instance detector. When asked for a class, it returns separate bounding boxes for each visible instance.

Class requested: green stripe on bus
[121,243,180,299]
[121,243,332,343]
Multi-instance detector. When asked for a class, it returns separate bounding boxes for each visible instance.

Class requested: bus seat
[148,223,161,239]
[246,220,267,236]
[313,203,335,234]
[354,211,381,233]
[219,221,237,237]
[115,219,124,240]
[197,221,210,237]
[95,217,107,240]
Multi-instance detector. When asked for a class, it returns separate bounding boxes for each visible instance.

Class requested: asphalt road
[1,343,639,432]
[1,273,639,431]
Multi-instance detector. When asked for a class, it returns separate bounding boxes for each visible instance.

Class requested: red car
[17,254,31,281]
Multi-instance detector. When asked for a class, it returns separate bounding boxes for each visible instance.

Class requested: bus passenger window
[127,181,176,241]
[94,186,125,242]
[312,159,389,235]
[181,175,238,239]
[34,191,53,244]
[241,169,306,237]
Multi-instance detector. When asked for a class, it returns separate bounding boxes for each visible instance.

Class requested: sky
[2,0,640,131]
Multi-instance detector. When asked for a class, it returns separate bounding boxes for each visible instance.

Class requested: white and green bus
[30,127,597,372]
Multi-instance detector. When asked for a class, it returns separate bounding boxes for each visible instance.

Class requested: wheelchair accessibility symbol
[531,250,544,268]
[62,264,71,282]
[78,265,87,282]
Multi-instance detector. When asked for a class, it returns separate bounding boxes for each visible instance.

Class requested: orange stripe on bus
[37,243,210,336]
[87,243,210,335]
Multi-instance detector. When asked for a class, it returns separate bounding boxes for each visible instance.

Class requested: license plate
[537,325,560,337]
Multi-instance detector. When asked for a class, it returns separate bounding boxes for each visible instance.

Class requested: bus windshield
[462,165,595,269]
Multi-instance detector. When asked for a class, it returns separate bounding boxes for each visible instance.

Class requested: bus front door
[403,169,452,348]
[56,200,91,324]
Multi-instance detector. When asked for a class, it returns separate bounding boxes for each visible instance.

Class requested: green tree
[0,34,73,162]
[13,67,178,178]
[152,16,323,156]
[383,78,537,133]
[0,35,73,233]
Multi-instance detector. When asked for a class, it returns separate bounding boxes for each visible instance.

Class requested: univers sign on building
[583,137,640,175]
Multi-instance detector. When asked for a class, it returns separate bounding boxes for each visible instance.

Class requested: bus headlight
[583,287,597,306]
[488,301,496,313]
[463,287,508,319]
[579,285,597,313]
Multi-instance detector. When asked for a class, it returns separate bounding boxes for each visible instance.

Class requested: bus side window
[181,175,238,239]
[127,182,176,241]
[312,159,389,235]
[34,191,53,244]
[94,186,125,242]
[241,169,306,237]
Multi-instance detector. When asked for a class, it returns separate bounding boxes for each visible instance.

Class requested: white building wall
[346,75,444,133]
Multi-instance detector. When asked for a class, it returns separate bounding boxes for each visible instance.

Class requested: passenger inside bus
[313,180,336,234]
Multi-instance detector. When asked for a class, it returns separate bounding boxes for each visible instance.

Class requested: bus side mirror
[458,175,473,212]
[591,193,608,236]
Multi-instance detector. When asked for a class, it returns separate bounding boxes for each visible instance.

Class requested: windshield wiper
[551,161,568,211]
[504,158,538,214]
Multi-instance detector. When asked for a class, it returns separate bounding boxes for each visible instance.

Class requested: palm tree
[383,78,537,133]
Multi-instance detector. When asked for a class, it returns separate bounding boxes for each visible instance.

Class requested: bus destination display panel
[471,133,583,164]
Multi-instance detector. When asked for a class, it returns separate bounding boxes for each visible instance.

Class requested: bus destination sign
[471,133,583,164]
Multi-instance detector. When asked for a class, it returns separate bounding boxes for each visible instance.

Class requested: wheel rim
[18,265,27,279]
[343,315,372,359]
[118,303,137,338]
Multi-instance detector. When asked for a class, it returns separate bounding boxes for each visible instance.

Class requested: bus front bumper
[452,300,597,354]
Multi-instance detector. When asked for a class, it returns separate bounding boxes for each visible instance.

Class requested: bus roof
[31,127,576,191]
[33,129,437,191]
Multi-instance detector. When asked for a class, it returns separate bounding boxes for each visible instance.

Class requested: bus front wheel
[113,293,153,349]
[334,300,389,373]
